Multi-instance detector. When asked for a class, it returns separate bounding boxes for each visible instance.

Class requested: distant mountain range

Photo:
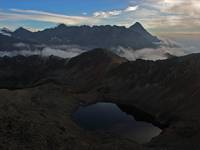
[0,22,160,51]
[0,33,43,52]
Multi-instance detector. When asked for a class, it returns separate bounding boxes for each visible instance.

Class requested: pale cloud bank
[0,45,85,58]
[115,46,186,61]
[93,10,122,18]
[93,5,138,18]
[138,0,200,32]
[124,6,139,12]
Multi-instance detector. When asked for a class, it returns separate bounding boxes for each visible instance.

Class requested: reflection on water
[73,102,162,143]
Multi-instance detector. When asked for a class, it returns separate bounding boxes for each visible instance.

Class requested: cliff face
[0,49,200,149]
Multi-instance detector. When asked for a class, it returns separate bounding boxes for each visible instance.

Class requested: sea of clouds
[0,45,85,58]
[0,37,199,61]
[113,39,184,61]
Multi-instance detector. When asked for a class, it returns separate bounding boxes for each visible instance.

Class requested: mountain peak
[57,24,67,28]
[129,22,146,31]
[68,48,127,68]
[15,27,31,33]
[12,27,32,39]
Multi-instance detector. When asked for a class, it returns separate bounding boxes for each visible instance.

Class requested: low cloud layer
[0,36,199,61]
[114,37,200,61]
[0,31,200,61]
[115,46,186,61]
[0,46,85,58]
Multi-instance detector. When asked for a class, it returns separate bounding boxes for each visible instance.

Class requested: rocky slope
[0,55,68,88]
[0,49,200,149]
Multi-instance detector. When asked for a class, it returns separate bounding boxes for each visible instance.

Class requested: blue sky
[0,0,200,33]
[1,0,128,15]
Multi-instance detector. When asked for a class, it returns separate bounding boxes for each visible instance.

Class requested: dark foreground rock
[0,49,200,149]
[0,84,144,150]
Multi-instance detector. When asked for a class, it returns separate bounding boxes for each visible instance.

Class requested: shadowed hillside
[0,49,200,149]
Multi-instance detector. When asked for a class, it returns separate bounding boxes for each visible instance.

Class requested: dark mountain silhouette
[0,55,67,88]
[12,27,33,39]
[0,33,43,52]
[0,34,29,51]
[9,22,160,50]
[129,22,157,41]
[63,48,127,90]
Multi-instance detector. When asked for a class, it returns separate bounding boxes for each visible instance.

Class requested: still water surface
[73,102,162,143]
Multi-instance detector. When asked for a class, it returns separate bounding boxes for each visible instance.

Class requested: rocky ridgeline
[0,22,160,51]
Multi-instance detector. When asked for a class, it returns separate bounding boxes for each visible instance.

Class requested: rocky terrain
[11,22,159,49]
[0,22,160,51]
[0,48,200,149]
